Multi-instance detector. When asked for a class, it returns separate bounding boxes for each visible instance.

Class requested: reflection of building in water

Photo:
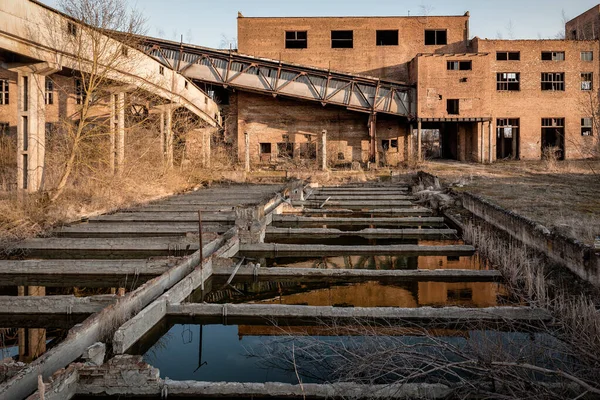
[206,279,507,309]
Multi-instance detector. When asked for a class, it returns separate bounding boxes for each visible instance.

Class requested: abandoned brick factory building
[2,1,600,183]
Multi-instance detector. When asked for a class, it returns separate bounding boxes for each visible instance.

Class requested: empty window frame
[581,51,594,61]
[75,79,83,105]
[582,73,593,90]
[496,51,520,61]
[447,99,459,115]
[496,72,520,91]
[425,30,447,45]
[376,30,398,46]
[285,31,307,49]
[277,142,294,158]
[541,51,565,61]
[447,61,472,70]
[260,143,272,154]
[331,30,353,48]
[0,122,8,135]
[45,78,54,105]
[299,142,316,159]
[67,21,77,36]
[381,139,399,151]
[582,117,593,136]
[0,79,8,105]
[541,73,565,91]
[542,118,565,127]
[159,66,165,75]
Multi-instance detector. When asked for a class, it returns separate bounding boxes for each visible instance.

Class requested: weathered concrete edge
[0,295,116,315]
[416,171,600,287]
[112,227,239,354]
[161,380,452,399]
[0,235,222,400]
[167,303,552,322]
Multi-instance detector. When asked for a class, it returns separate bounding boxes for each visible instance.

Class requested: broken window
[447,288,472,301]
[541,51,565,61]
[331,30,353,48]
[425,30,447,45]
[381,139,398,151]
[447,61,472,70]
[260,142,272,154]
[0,79,8,105]
[299,142,316,159]
[581,72,593,91]
[376,30,398,46]
[581,51,593,61]
[496,72,520,91]
[496,51,520,61]
[277,142,294,159]
[447,99,459,115]
[582,118,593,136]
[541,73,565,91]
[285,31,307,49]
[67,21,77,36]
[0,122,9,135]
[45,78,54,105]
[75,79,83,105]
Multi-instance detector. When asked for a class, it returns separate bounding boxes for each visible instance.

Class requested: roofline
[238,14,470,19]
[566,4,600,24]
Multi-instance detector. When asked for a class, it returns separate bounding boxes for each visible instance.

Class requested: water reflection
[193,279,510,308]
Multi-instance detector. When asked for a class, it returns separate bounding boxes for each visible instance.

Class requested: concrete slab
[265,227,458,239]
[238,244,475,257]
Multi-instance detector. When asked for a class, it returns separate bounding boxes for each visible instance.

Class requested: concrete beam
[238,243,475,257]
[56,223,229,238]
[167,303,551,323]
[89,212,235,223]
[273,215,445,227]
[0,295,116,315]
[212,266,503,282]
[285,208,433,216]
[297,200,416,208]
[265,227,457,239]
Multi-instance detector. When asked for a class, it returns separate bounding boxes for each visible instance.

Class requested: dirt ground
[420,159,600,246]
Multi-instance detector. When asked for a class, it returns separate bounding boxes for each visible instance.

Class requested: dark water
[133,322,571,384]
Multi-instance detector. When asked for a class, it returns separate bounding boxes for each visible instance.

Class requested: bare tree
[45,0,147,201]
[219,34,238,50]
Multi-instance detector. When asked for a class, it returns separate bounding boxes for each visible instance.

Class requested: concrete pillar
[202,129,211,168]
[165,106,174,169]
[109,94,116,175]
[18,286,46,362]
[488,120,493,163]
[159,111,165,162]
[369,114,378,165]
[16,73,45,192]
[116,92,125,175]
[320,129,327,171]
[480,122,485,164]
[407,123,414,162]
[512,128,518,160]
[417,120,422,162]
[244,132,250,172]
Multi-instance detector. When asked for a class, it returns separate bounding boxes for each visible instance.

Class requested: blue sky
[41,0,599,48]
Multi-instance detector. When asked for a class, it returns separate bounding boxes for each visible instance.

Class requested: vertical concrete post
[116,92,125,175]
[407,123,414,162]
[165,106,174,169]
[244,132,250,172]
[512,128,518,160]
[202,129,211,168]
[159,111,165,162]
[480,121,485,164]
[488,120,493,163]
[18,286,46,362]
[109,94,116,175]
[417,120,422,162]
[16,72,46,192]
[321,129,327,171]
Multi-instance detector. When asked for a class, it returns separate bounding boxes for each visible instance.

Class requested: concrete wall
[237,14,470,82]
[236,92,408,165]
[566,5,600,40]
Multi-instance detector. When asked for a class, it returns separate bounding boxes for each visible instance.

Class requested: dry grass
[422,159,600,245]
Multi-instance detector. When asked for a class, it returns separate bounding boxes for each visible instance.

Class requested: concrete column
[18,286,46,362]
[480,122,485,164]
[417,120,422,162]
[116,92,125,175]
[488,120,493,163]
[369,114,378,165]
[159,111,165,162]
[165,106,174,169]
[244,132,250,172]
[320,129,327,171]
[512,128,518,160]
[202,129,211,168]
[109,94,116,175]
[407,123,413,162]
[16,73,45,192]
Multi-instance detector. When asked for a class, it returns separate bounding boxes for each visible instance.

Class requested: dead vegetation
[421,160,600,245]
